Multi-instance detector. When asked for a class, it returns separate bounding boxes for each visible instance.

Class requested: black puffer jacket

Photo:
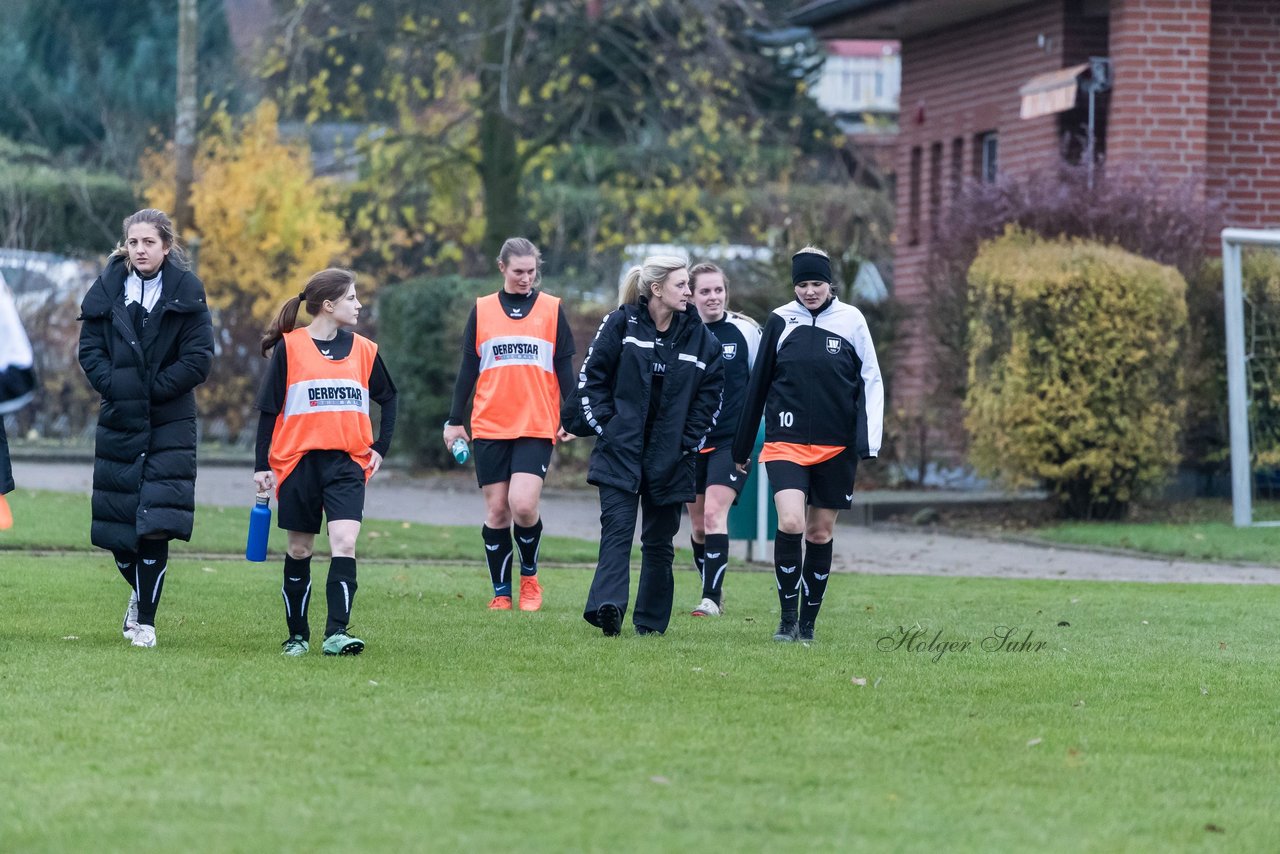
[78,255,214,551]
[563,299,724,505]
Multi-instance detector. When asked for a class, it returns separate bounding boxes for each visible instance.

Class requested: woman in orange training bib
[444,238,576,613]
[253,269,398,657]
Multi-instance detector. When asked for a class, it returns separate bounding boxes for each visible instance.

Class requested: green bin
[727,421,776,542]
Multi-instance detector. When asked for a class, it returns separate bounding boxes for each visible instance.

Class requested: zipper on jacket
[805,309,818,445]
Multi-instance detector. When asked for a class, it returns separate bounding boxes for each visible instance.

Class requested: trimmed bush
[0,165,136,255]
[376,275,492,468]
[1184,251,1280,476]
[965,229,1187,519]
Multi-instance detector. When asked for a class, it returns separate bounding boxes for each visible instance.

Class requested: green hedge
[1184,251,1280,474]
[964,228,1187,519]
[0,164,137,255]
[376,275,493,468]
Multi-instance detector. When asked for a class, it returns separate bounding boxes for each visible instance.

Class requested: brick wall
[1106,0,1213,182]
[891,1,1066,430]
[1206,0,1280,229]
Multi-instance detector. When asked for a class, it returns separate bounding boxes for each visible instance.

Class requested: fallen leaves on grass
[62,635,79,640]
[1026,737,1042,747]
[1204,823,1225,834]
[1201,685,1209,696]
[850,676,867,687]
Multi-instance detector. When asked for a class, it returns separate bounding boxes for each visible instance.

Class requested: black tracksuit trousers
[583,483,683,633]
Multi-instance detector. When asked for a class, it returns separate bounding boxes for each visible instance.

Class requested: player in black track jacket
[732,247,883,643]
[562,256,725,637]
[684,262,761,618]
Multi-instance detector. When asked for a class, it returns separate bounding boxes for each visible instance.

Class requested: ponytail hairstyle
[260,268,357,356]
[618,254,689,306]
[111,208,190,271]
[497,236,542,286]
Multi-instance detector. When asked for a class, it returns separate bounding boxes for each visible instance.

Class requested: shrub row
[965,229,1187,519]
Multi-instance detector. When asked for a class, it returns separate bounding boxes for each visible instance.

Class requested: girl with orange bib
[444,238,576,612]
[253,269,398,656]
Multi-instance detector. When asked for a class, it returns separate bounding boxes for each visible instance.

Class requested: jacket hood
[81,256,204,319]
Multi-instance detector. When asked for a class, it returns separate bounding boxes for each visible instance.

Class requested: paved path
[12,460,1280,586]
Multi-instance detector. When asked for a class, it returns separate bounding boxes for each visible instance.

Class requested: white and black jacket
[732,296,883,462]
[563,298,725,504]
[703,312,762,448]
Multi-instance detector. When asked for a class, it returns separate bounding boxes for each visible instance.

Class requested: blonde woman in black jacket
[563,256,725,637]
[78,209,214,648]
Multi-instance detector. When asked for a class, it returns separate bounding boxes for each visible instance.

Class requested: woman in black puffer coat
[78,209,214,649]
[563,255,724,637]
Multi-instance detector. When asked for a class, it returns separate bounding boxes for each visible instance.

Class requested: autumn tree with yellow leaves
[262,0,843,275]
[142,100,348,438]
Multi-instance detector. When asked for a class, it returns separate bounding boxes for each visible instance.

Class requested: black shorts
[695,445,746,495]
[277,450,366,533]
[765,449,859,510]
[472,437,554,488]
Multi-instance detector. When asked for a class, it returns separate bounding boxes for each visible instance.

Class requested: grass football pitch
[1,546,1276,851]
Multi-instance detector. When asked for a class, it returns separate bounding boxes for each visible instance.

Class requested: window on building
[929,142,943,239]
[908,146,922,246]
[950,137,964,201]
[874,71,884,98]
[974,131,998,183]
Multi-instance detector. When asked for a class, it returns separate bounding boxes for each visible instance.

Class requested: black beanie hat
[792,250,832,286]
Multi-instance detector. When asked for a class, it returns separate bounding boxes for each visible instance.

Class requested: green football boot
[281,635,309,656]
[322,631,365,656]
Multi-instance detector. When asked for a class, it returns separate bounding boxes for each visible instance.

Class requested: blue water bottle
[246,493,272,562]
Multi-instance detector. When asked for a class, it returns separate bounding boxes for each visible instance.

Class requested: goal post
[1222,227,1280,527]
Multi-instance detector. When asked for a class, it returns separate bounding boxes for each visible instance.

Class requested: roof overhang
[791,0,1032,40]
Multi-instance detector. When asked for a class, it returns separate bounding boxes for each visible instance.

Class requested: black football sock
[134,538,169,627]
[691,537,706,585]
[774,531,803,616]
[702,533,729,603]
[282,554,312,640]
[800,539,834,625]
[325,556,358,637]
[513,518,543,576]
[112,550,138,590]
[482,524,514,596]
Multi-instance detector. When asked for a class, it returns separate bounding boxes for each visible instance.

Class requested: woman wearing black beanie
[731,246,884,643]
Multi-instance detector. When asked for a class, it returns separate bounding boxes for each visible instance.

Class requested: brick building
[792,0,1280,426]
